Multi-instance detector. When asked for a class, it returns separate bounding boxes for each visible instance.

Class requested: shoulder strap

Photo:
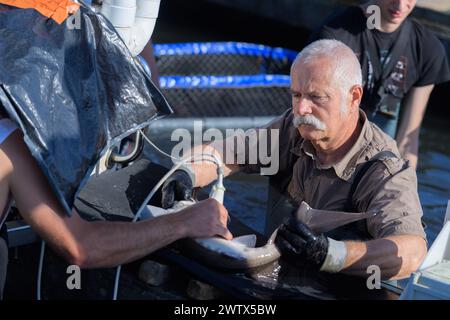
[344,150,397,212]
[363,19,412,85]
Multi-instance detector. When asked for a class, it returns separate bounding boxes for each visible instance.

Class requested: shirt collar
[333,111,373,180]
[290,110,373,181]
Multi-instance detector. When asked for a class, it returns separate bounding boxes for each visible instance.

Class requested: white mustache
[292,115,327,131]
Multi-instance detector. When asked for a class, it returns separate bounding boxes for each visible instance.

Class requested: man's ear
[349,85,363,113]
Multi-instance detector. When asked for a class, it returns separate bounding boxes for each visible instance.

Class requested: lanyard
[362,18,412,91]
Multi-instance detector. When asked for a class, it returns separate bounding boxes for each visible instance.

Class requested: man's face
[290,58,350,144]
[375,0,417,27]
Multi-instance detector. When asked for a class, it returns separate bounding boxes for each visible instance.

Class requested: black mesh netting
[161,86,291,117]
[154,42,294,117]
[156,54,292,76]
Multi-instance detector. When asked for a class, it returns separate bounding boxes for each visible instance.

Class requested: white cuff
[319,238,347,273]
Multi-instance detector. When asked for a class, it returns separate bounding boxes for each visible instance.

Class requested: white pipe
[112,151,223,300]
[101,0,161,56]
[146,116,277,131]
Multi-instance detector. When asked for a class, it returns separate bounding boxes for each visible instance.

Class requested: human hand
[176,198,233,240]
[161,170,194,209]
[275,217,329,269]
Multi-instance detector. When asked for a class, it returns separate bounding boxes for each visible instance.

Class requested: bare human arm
[340,157,428,280]
[342,235,427,280]
[188,140,242,188]
[395,85,434,169]
[0,130,232,269]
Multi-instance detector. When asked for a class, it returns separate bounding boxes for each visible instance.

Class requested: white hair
[293,39,362,113]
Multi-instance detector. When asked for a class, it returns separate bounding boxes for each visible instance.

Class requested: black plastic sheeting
[0,2,172,214]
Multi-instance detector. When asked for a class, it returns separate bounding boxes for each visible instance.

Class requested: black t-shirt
[310,6,450,137]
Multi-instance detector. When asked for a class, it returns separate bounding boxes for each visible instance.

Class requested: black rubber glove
[275,217,329,269]
[161,170,194,209]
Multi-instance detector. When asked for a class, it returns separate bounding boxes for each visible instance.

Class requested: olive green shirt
[234,109,426,240]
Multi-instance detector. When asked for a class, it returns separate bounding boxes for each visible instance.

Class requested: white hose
[112,130,224,299]
[37,240,45,300]
[35,129,224,300]
[101,0,161,56]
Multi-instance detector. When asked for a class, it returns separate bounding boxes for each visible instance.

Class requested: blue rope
[154,42,298,62]
[160,74,291,89]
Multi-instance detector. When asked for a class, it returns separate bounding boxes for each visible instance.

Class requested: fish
[294,201,379,234]
[140,201,281,270]
[140,200,378,270]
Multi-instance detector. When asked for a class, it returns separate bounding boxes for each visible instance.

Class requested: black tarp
[0,2,172,214]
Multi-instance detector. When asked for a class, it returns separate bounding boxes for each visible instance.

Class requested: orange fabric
[0,0,80,24]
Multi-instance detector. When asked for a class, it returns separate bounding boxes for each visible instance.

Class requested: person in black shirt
[311,0,450,169]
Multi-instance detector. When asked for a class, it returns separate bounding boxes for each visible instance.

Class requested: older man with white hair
[163,39,427,281]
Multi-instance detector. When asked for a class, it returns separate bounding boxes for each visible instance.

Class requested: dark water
[147,0,450,245]
[416,116,450,244]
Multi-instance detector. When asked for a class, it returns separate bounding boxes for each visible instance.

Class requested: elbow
[385,236,428,280]
[68,252,89,269]
[410,239,427,272]
[62,241,91,269]
[61,217,97,268]
[402,238,427,278]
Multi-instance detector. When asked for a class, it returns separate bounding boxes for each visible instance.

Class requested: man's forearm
[73,198,231,268]
[400,137,419,169]
[341,235,427,280]
[189,143,240,187]
[395,85,433,170]
[78,213,186,268]
[5,130,230,270]
[397,130,419,169]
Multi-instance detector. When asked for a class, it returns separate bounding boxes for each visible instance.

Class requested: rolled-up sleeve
[357,163,426,240]
[213,109,295,176]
